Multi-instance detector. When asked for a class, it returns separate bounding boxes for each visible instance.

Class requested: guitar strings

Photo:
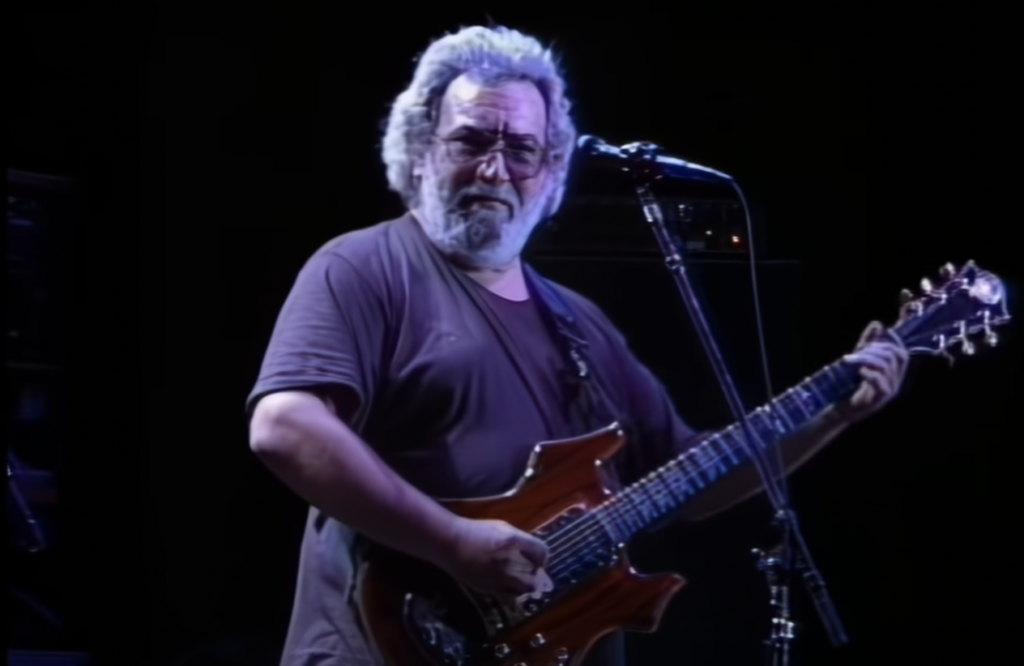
[539,369,847,582]
[541,441,730,581]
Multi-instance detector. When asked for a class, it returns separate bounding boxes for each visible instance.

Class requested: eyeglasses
[436,130,547,180]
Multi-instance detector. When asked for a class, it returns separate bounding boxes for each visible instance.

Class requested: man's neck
[463,260,529,302]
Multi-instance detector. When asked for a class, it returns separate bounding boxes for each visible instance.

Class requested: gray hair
[381,26,577,216]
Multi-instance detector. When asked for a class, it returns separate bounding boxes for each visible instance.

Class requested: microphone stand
[612,141,847,665]
[8,452,47,553]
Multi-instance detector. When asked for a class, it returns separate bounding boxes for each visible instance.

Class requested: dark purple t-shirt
[247,214,701,666]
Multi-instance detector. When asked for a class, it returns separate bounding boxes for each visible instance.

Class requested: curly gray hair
[381,26,577,217]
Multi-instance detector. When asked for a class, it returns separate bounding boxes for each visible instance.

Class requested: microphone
[576,135,734,184]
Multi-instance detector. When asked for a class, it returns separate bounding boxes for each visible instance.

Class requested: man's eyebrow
[450,126,542,143]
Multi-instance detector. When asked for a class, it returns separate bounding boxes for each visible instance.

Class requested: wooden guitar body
[357,424,685,666]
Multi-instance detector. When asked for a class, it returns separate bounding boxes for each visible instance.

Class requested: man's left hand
[839,321,909,423]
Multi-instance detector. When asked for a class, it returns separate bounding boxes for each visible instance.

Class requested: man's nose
[476,150,511,184]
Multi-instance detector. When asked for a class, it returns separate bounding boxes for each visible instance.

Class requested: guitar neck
[596,359,862,542]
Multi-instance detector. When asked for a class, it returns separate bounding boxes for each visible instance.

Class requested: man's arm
[678,404,849,522]
[249,389,462,567]
[678,323,909,523]
[246,249,552,597]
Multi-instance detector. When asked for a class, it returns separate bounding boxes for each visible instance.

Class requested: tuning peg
[939,262,957,279]
[899,288,914,304]
[985,327,999,346]
[920,277,934,293]
[960,338,976,355]
[963,260,978,284]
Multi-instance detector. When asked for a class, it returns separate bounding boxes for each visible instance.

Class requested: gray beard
[416,175,547,270]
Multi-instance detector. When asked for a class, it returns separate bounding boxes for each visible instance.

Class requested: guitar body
[357,424,685,666]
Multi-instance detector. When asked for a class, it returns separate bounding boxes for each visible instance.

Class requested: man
[247,26,908,666]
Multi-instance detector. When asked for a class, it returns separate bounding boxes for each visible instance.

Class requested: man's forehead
[437,75,546,134]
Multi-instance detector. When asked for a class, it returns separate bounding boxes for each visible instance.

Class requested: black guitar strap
[522,263,622,436]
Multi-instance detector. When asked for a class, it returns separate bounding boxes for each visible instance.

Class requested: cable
[730,181,789,498]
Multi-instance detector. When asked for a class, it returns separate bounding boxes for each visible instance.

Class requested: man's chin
[443,226,520,269]
[453,207,510,229]
[464,199,509,213]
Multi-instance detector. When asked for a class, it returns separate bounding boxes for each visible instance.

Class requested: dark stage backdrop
[9,8,1020,666]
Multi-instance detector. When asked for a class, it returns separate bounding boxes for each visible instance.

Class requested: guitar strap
[522,263,622,436]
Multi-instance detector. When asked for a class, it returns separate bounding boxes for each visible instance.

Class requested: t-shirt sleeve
[245,250,386,423]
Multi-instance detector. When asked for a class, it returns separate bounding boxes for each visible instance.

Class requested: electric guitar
[356,261,1010,666]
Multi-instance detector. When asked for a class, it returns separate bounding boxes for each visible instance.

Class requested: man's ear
[411,157,425,185]
[413,146,431,174]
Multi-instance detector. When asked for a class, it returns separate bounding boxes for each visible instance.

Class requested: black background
[9,7,1019,665]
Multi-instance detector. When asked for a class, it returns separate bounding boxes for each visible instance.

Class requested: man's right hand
[436,517,553,598]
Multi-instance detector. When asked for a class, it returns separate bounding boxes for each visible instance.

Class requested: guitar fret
[815,366,840,402]
[679,454,705,489]
[662,464,691,503]
[796,382,823,414]
[714,437,735,472]
[831,363,859,401]
[811,381,828,409]
[708,433,740,467]
[767,395,798,433]
[820,365,840,396]
[611,501,630,537]
[594,509,620,542]
[752,408,781,446]
[620,491,645,533]
[779,388,809,421]
[719,427,745,466]
[664,460,697,499]
[645,476,666,520]
[690,443,719,484]
[777,403,799,434]
[606,504,628,541]
[634,475,667,520]
[600,355,870,542]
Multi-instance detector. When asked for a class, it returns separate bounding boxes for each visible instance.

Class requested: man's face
[414,74,551,270]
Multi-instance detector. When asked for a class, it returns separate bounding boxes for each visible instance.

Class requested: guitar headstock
[893,261,1011,362]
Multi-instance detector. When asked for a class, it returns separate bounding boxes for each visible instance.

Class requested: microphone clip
[613,141,667,178]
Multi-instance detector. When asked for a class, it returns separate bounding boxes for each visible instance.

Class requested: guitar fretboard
[595,360,862,542]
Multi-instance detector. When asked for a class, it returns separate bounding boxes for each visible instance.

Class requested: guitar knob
[556,647,570,662]
[530,634,546,647]
[494,643,510,657]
